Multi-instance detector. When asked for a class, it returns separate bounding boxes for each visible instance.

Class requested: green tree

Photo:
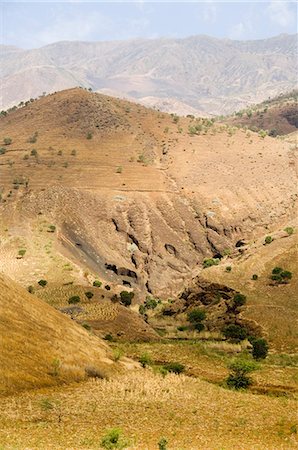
[226,358,258,390]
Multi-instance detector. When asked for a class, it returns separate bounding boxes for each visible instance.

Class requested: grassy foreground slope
[0,274,123,395]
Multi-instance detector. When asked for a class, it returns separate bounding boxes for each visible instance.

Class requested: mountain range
[1,33,297,115]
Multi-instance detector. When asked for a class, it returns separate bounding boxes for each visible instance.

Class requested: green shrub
[104,333,114,342]
[100,428,128,449]
[272,267,282,274]
[86,132,93,140]
[93,280,102,287]
[187,308,206,324]
[116,166,123,173]
[264,235,273,245]
[144,296,158,310]
[177,325,188,331]
[82,323,91,331]
[158,437,168,450]
[18,248,26,258]
[280,270,292,280]
[203,258,220,268]
[223,324,247,342]
[226,358,258,390]
[233,293,247,309]
[68,296,80,304]
[252,274,258,280]
[3,137,12,145]
[139,304,146,315]
[28,132,38,143]
[38,279,47,287]
[139,353,152,368]
[194,322,205,332]
[284,227,294,235]
[30,149,37,156]
[85,291,94,300]
[27,285,34,294]
[120,291,134,307]
[226,266,232,272]
[48,225,56,233]
[0,147,6,155]
[163,362,185,374]
[252,338,269,360]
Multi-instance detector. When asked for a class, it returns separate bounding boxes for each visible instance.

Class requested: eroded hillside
[0,88,297,297]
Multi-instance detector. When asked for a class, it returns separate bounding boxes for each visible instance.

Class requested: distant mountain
[1,34,297,114]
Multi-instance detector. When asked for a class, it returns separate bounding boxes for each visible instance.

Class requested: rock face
[1,34,297,114]
[0,89,296,296]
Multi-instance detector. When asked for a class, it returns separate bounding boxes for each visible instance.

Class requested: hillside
[0,88,296,298]
[0,273,127,395]
[224,90,298,135]
[1,33,297,114]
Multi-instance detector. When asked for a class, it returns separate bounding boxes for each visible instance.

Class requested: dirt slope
[0,273,124,395]
[0,88,297,296]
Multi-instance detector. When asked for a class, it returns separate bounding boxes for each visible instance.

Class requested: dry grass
[0,371,297,449]
[0,274,122,395]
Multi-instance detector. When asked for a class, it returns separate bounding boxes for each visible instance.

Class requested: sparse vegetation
[101,428,128,449]
[86,132,93,140]
[203,258,220,269]
[38,279,47,287]
[93,280,102,287]
[284,226,294,235]
[163,362,185,374]
[85,291,94,300]
[270,266,292,284]
[223,324,247,342]
[252,274,258,280]
[3,137,12,145]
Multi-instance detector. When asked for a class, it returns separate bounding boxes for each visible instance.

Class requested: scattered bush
[82,323,91,331]
[251,338,269,360]
[163,362,185,374]
[0,147,6,155]
[93,280,102,287]
[104,333,114,342]
[284,227,294,235]
[3,137,12,145]
[48,225,56,233]
[28,132,38,143]
[100,428,128,449]
[85,291,94,300]
[226,266,232,272]
[203,258,220,268]
[270,267,292,284]
[30,149,37,156]
[18,248,26,258]
[187,309,206,324]
[226,358,258,390]
[233,293,247,309]
[139,353,152,368]
[223,324,247,342]
[68,296,80,304]
[158,438,168,450]
[38,279,47,287]
[252,274,258,280]
[86,132,93,140]
[139,304,146,315]
[264,235,273,245]
[120,291,134,307]
[116,166,123,173]
[144,296,158,310]
[27,285,34,294]
[177,325,188,332]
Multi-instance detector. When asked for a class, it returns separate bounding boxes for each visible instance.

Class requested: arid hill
[0,273,128,395]
[224,90,298,135]
[1,33,297,114]
[0,88,296,297]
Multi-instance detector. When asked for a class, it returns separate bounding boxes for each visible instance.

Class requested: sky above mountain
[1,1,297,49]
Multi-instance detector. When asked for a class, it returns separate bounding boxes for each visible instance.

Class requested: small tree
[120,291,134,307]
[38,279,47,287]
[223,324,247,342]
[68,296,80,304]
[85,291,94,300]
[93,280,102,287]
[233,293,247,309]
[226,359,258,390]
[251,338,269,360]
[3,137,12,145]
[158,438,168,450]
[264,235,273,245]
[139,353,152,368]
[100,428,128,449]
[252,274,258,280]
[144,296,158,310]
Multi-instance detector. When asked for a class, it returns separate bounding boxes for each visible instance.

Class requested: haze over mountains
[1,33,297,115]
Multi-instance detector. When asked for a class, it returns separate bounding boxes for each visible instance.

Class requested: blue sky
[1,1,297,48]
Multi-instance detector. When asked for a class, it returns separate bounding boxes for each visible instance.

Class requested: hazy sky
[1,1,297,48]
